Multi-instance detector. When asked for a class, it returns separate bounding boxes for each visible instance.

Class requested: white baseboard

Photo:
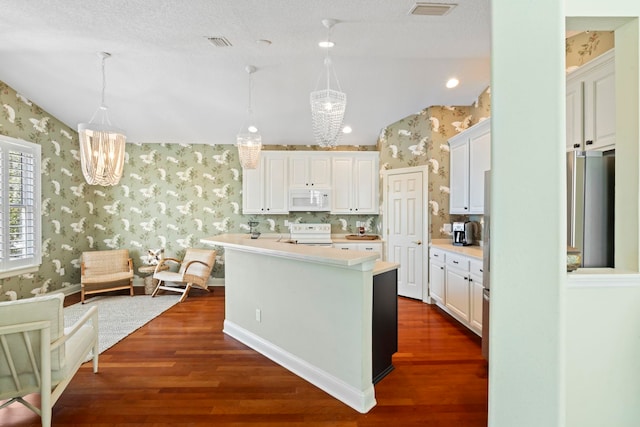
[223,319,376,413]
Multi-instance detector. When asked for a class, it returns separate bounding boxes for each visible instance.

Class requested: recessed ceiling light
[342,126,352,134]
[446,78,459,88]
[319,40,335,48]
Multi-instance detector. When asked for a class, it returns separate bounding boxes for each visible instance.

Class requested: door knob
[413,240,422,245]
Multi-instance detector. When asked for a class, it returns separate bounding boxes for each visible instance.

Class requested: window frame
[0,135,42,278]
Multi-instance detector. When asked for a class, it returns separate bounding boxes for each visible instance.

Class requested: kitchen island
[200,234,398,413]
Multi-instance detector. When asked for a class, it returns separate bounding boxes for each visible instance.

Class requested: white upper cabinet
[242,152,289,214]
[289,153,331,188]
[566,49,615,152]
[448,118,491,214]
[331,152,379,214]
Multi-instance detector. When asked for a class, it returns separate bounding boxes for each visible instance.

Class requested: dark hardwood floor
[1,288,488,426]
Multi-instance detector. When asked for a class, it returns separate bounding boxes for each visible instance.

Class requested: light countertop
[430,239,483,260]
[373,261,399,276]
[201,234,380,269]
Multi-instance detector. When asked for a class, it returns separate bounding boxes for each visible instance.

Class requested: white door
[386,169,425,299]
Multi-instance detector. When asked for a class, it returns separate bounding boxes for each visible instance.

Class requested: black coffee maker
[452,221,475,246]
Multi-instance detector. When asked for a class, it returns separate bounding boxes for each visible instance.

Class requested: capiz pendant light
[237,65,262,169]
[77,52,127,186]
[310,19,346,148]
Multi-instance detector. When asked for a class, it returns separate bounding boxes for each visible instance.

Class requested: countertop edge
[429,241,483,260]
[373,261,399,276]
[201,234,380,270]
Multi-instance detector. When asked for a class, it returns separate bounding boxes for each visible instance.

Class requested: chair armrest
[127,258,133,272]
[51,306,98,351]
[182,260,210,275]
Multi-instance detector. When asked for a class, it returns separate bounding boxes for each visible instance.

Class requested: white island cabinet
[200,234,398,414]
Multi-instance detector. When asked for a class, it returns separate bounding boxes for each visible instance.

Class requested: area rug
[64,295,180,361]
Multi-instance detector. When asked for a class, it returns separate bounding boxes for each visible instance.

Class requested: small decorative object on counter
[248,221,261,239]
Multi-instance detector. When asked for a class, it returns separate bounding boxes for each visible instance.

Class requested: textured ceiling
[0,0,491,145]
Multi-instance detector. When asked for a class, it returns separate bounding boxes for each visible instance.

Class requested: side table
[139,264,169,295]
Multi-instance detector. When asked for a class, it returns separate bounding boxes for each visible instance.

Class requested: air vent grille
[410,2,457,16]
[207,36,232,47]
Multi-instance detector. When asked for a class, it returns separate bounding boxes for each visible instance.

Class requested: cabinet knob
[573,143,581,149]
[585,140,594,145]
[480,268,483,273]
[464,277,469,281]
[453,260,458,264]
[464,207,468,210]
[440,266,444,270]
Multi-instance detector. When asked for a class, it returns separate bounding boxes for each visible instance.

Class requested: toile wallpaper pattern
[0,80,380,300]
[377,87,491,240]
[565,31,614,70]
[0,75,492,301]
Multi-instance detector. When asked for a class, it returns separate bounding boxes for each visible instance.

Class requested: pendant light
[310,19,346,148]
[77,52,127,186]
[237,65,262,169]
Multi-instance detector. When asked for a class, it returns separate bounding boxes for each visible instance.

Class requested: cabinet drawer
[470,260,484,277]
[430,248,446,262]
[446,253,469,270]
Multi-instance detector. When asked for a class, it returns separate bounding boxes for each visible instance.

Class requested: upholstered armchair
[81,249,134,303]
[0,293,98,427]
[151,248,216,302]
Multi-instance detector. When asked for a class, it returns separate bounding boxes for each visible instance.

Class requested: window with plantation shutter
[0,135,41,277]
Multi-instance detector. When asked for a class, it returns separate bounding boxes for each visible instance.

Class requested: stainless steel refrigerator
[566,150,615,268]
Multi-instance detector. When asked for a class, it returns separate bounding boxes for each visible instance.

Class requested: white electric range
[288,223,333,246]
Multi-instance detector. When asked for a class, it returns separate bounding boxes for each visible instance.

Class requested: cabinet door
[358,242,383,260]
[289,155,309,188]
[242,160,264,214]
[445,267,470,322]
[468,122,491,214]
[584,59,615,151]
[566,78,584,151]
[331,157,354,213]
[353,156,378,214]
[449,141,469,214]
[264,154,288,213]
[469,274,484,334]
[290,155,331,188]
[429,259,445,305]
[309,156,331,187]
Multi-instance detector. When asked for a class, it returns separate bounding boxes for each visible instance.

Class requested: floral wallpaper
[566,31,614,71]
[0,79,378,300]
[377,87,491,241]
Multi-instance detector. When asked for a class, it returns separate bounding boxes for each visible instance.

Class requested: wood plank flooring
[1,288,488,426]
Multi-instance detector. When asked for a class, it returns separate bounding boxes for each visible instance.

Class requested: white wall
[491,1,640,426]
[490,2,566,426]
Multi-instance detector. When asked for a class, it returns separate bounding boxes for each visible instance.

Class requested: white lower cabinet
[428,258,445,305]
[429,246,483,336]
[333,242,384,260]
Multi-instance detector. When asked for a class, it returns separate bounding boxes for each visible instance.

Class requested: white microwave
[288,188,331,212]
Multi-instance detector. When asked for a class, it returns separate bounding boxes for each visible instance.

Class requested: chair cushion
[81,271,133,284]
[154,271,185,284]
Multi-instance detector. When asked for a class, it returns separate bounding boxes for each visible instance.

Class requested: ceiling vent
[409,2,457,16]
[206,36,232,47]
